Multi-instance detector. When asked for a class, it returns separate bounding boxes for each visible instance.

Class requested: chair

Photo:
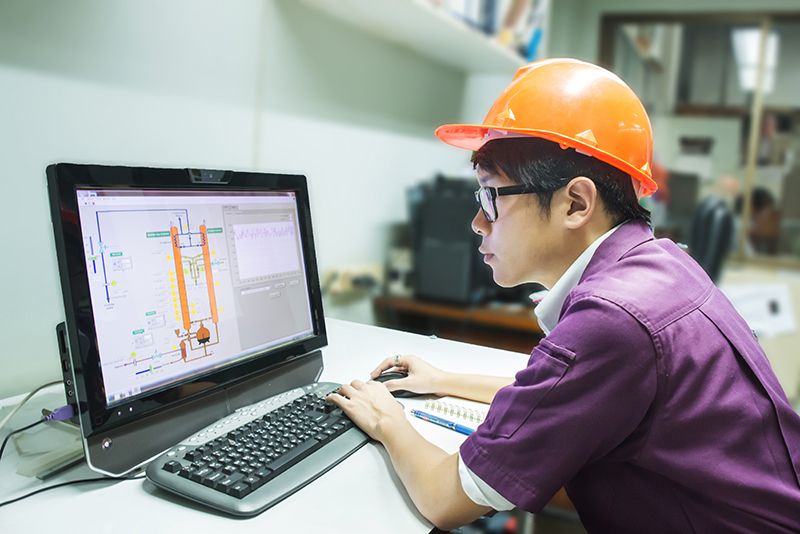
[689,196,734,283]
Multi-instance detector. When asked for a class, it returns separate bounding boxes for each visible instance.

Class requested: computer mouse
[372,371,416,398]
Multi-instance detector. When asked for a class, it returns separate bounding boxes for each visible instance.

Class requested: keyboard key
[254,467,274,483]
[203,471,225,488]
[228,481,252,499]
[190,467,213,483]
[184,449,202,462]
[266,438,321,476]
[162,460,182,473]
[244,475,262,489]
[178,466,195,479]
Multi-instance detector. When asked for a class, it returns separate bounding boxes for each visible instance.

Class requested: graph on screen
[233,221,299,279]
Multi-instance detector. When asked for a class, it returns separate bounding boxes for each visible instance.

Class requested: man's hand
[326,379,408,443]
[370,354,448,397]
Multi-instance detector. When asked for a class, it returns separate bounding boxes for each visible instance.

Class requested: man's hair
[472,137,651,226]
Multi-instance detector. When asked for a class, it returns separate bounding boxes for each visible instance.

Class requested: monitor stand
[57,322,324,476]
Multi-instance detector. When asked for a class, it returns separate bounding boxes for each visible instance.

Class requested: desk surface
[1,319,530,533]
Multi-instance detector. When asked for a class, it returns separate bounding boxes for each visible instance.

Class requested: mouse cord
[0,473,146,509]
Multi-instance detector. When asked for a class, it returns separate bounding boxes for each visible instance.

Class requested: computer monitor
[48,164,327,476]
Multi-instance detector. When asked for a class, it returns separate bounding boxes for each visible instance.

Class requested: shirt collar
[534,223,623,335]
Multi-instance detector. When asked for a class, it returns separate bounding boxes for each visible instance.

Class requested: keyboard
[146,382,369,516]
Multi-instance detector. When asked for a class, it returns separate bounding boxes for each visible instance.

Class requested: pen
[410,409,475,436]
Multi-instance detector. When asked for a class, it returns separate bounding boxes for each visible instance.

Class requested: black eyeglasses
[474,185,535,222]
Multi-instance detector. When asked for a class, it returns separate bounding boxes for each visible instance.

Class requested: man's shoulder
[568,231,715,333]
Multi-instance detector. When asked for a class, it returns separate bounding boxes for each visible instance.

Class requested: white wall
[651,115,742,179]
[0,0,471,398]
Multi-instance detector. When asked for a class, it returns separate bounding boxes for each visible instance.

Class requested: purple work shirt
[461,220,800,533]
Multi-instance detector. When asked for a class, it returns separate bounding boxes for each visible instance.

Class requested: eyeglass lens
[476,188,497,222]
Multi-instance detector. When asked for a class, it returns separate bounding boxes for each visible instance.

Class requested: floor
[529,511,588,534]
[446,508,588,534]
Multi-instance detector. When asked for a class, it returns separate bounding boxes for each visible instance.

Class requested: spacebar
[268,438,322,476]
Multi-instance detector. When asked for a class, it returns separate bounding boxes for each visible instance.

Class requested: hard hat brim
[435,124,658,197]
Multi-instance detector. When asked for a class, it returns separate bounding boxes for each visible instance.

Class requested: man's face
[471,166,564,289]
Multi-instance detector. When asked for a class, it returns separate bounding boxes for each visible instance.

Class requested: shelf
[295,0,526,74]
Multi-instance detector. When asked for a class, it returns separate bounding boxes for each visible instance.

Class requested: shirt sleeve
[458,452,515,510]
[460,295,658,512]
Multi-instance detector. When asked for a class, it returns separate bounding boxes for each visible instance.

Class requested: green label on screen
[206,228,223,234]
[145,311,156,316]
[110,252,123,257]
[133,329,144,335]
[147,231,171,238]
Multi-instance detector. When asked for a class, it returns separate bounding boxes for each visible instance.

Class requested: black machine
[408,176,541,305]
[48,163,367,515]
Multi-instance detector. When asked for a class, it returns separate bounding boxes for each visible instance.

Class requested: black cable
[0,419,46,461]
[0,474,145,508]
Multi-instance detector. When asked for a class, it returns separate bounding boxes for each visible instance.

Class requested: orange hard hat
[435,58,657,197]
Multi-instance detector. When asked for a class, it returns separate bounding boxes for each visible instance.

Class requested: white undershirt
[458,223,623,510]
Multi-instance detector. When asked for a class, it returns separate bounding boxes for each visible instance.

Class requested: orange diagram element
[199,225,219,325]
[170,226,191,332]
[171,224,221,363]
[197,323,211,344]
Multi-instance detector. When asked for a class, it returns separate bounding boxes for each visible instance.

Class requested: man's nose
[471,209,489,236]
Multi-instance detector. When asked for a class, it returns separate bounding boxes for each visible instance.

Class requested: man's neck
[547,220,615,289]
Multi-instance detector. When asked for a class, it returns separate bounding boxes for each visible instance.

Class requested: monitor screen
[76,189,314,406]
[49,165,326,439]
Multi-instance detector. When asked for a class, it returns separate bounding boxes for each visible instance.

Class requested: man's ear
[563,176,597,229]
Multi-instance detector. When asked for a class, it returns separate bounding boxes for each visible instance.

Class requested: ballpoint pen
[410,409,475,436]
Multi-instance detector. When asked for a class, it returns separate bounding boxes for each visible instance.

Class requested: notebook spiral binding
[424,399,486,423]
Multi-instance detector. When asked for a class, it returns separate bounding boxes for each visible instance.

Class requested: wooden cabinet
[373,295,543,354]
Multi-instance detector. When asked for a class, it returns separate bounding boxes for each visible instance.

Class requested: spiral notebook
[423,398,488,424]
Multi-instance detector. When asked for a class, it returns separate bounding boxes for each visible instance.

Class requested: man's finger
[325,392,347,408]
[338,383,357,398]
[370,357,396,378]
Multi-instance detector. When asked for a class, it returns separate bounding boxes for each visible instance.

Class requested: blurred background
[2,1,800,529]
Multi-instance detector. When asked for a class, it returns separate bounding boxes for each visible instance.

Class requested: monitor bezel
[48,163,327,439]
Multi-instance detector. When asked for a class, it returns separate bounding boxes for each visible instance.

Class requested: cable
[0,419,46,461]
[0,404,141,510]
[0,381,62,432]
[0,405,74,461]
[44,405,75,422]
[0,474,145,508]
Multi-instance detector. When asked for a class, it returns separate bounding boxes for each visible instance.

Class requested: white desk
[1,318,530,534]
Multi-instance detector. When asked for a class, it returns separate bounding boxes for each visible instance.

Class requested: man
[326,59,800,533]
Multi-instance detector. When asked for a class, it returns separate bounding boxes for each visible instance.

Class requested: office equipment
[407,176,544,305]
[47,164,367,515]
[146,381,365,515]
[408,176,490,304]
[2,320,533,532]
[410,410,475,435]
[373,371,414,397]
